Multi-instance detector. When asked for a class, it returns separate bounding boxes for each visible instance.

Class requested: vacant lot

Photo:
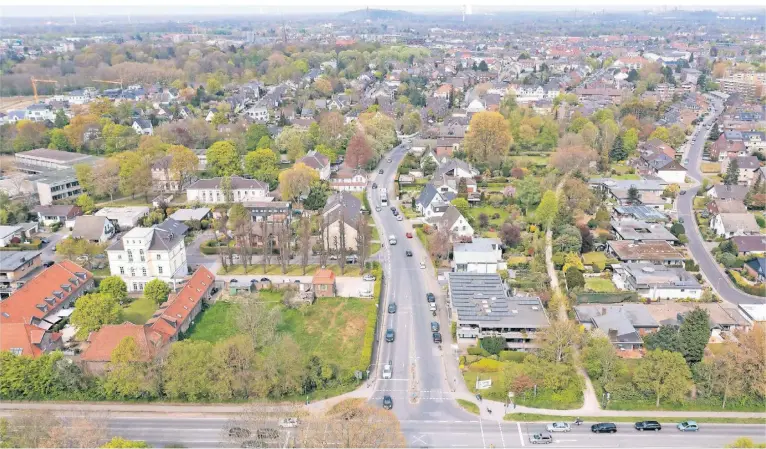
[186,301,240,343]
[122,296,157,325]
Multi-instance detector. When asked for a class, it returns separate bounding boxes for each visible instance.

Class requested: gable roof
[416,183,442,208]
[323,191,362,226]
[32,204,82,218]
[300,150,330,170]
[187,176,268,191]
[312,269,336,285]
[146,266,214,341]
[80,322,156,362]
[439,205,467,230]
[730,235,766,253]
[71,216,109,241]
[0,323,59,357]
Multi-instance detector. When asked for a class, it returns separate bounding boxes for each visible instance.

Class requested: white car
[546,422,571,433]
[363,274,376,281]
[419,259,426,269]
[396,215,403,221]
[382,361,393,379]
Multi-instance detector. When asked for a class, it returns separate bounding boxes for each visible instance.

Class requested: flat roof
[608,240,684,261]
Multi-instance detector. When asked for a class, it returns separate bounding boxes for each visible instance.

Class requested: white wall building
[186,177,270,204]
[612,263,702,300]
[452,238,506,273]
[106,227,188,292]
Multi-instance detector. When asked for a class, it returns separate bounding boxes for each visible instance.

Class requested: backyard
[585,277,617,292]
[466,205,510,231]
[122,296,157,325]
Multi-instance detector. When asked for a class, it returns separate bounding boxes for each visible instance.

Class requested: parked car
[591,423,617,433]
[677,421,699,432]
[382,361,393,379]
[372,183,378,189]
[406,232,413,238]
[396,215,403,221]
[40,238,49,244]
[432,332,442,343]
[385,328,395,342]
[378,169,384,174]
[363,274,376,281]
[260,277,270,282]
[390,207,396,212]
[529,433,553,444]
[426,292,435,302]
[429,303,437,312]
[382,395,393,409]
[279,418,299,428]
[228,427,251,439]
[405,250,413,257]
[419,259,425,269]
[635,421,661,431]
[388,303,397,313]
[430,321,440,332]
[546,422,571,433]
[376,206,382,212]
[386,158,392,163]
[43,261,55,268]
[346,255,358,264]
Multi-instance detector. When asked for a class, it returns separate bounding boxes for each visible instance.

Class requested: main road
[676,96,765,305]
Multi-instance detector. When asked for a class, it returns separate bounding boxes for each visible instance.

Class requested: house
[155,218,190,237]
[32,170,83,206]
[300,150,331,180]
[711,213,760,237]
[245,106,269,123]
[0,225,23,247]
[0,260,94,331]
[312,269,336,298]
[729,156,761,186]
[589,178,668,207]
[610,219,678,243]
[452,238,506,273]
[186,176,270,204]
[169,208,212,223]
[448,272,549,351]
[243,201,292,223]
[574,304,659,352]
[706,184,750,202]
[32,205,81,228]
[607,240,685,266]
[730,235,766,256]
[330,167,367,192]
[132,119,153,136]
[106,226,188,292]
[322,192,361,251]
[612,263,702,300]
[745,258,766,282]
[646,301,751,333]
[611,205,669,223]
[79,323,160,373]
[151,155,193,193]
[0,322,62,358]
[95,206,150,230]
[145,265,215,342]
[706,199,748,215]
[71,216,116,243]
[416,183,453,218]
[437,205,474,239]
[0,251,43,299]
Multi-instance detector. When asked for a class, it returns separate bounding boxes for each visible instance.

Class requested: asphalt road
[677,97,765,306]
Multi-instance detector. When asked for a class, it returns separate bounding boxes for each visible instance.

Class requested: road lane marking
[479,417,486,448]
[517,422,525,447]
[498,420,506,449]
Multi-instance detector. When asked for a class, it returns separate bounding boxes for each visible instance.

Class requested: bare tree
[338,215,347,275]
[237,295,282,349]
[277,220,292,274]
[428,227,451,263]
[298,215,312,275]
[355,216,372,273]
[317,214,328,267]
[261,220,273,274]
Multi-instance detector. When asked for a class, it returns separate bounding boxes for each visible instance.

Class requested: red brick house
[312,269,336,297]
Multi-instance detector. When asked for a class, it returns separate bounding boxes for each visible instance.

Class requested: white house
[299,150,331,180]
[132,119,153,136]
[330,168,367,192]
[711,213,760,238]
[437,205,474,239]
[106,226,188,292]
[186,176,270,204]
[245,106,269,123]
[452,238,506,273]
[612,263,702,300]
[415,183,452,218]
[95,207,150,231]
[25,104,55,122]
[71,216,115,243]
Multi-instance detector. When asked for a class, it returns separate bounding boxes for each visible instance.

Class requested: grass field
[509,155,550,166]
[582,252,606,265]
[503,413,766,425]
[122,296,157,325]
[219,264,362,276]
[585,278,617,292]
[700,162,721,173]
[467,205,510,230]
[613,174,641,180]
[186,301,241,343]
[457,399,480,414]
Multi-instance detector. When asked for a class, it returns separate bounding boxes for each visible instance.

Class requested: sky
[1,0,764,17]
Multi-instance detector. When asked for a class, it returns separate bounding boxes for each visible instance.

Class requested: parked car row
[531,421,699,444]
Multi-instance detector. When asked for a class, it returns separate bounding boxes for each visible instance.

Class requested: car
[382,395,393,409]
[294,279,301,284]
[385,329,395,342]
[43,261,55,268]
[405,250,413,257]
[279,418,299,428]
[529,433,553,444]
[388,303,397,313]
[256,428,280,440]
[379,169,384,174]
[329,254,339,260]
[390,206,396,212]
[406,232,413,238]
[382,361,393,379]
[678,217,684,223]
[376,206,382,212]
[680,190,686,195]
[396,215,403,221]
[363,274,376,281]
[591,423,617,433]
[429,302,437,312]
[260,277,270,282]
[546,422,571,433]
[387,158,392,162]
[229,427,251,439]
[372,183,378,189]
[426,292,435,302]
[419,259,426,269]
[635,421,661,431]
[432,332,442,343]
[346,255,358,264]
[393,210,399,216]
[677,421,699,432]
[40,238,49,244]
[430,321,440,332]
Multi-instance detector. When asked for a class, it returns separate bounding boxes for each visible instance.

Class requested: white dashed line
[517,422,525,447]
[479,417,486,448]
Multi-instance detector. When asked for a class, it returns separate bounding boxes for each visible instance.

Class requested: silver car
[546,422,571,433]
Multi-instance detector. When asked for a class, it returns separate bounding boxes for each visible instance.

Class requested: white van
[388,235,397,245]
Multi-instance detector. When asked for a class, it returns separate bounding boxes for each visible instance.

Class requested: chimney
[608,328,618,340]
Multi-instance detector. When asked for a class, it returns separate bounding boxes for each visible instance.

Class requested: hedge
[0,239,43,251]
[199,239,229,255]
[728,270,766,297]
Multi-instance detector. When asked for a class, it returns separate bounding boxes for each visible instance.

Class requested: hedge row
[0,239,43,251]
[728,270,766,297]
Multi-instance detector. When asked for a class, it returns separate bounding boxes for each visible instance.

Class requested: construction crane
[30,77,58,103]
[92,78,124,90]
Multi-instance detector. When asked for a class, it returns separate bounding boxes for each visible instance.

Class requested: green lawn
[122,296,157,325]
[582,252,607,265]
[219,264,362,276]
[457,399,480,414]
[185,301,241,343]
[585,278,617,292]
[467,205,510,230]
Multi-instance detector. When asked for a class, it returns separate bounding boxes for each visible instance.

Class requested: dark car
[260,277,270,282]
[372,183,378,189]
[40,238,49,244]
[392,209,399,216]
[228,427,251,439]
[43,261,55,268]
[388,303,397,314]
[426,292,435,303]
[385,328,395,342]
[432,332,442,343]
[679,190,686,195]
[405,250,413,257]
[379,169,384,174]
[635,421,661,431]
[382,395,393,409]
[390,206,396,212]
[591,423,617,433]
[430,321,440,332]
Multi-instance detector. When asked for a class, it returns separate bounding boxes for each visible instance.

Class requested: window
[142,268,147,276]
[139,249,145,262]
[127,250,133,262]
[119,267,125,275]
[156,254,161,260]
[130,267,135,277]
[158,266,163,274]
[133,282,138,290]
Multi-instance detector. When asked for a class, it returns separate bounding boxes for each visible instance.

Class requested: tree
[279,162,319,202]
[345,130,374,169]
[428,227,451,262]
[100,276,128,304]
[54,109,70,128]
[644,325,682,353]
[610,135,628,161]
[649,126,670,144]
[565,267,585,290]
[724,158,740,185]
[206,141,241,176]
[115,151,152,200]
[464,111,512,165]
[244,148,278,174]
[168,145,199,193]
[237,295,281,350]
[703,345,746,409]
[623,128,639,155]
[480,336,505,355]
[551,145,599,173]
[76,193,95,214]
[92,158,121,201]
[70,293,122,339]
[101,437,150,448]
[633,349,692,407]
[304,181,329,211]
[162,340,215,401]
[103,337,158,400]
[451,198,470,218]
[297,215,312,275]
[500,221,521,247]
[583,334,621,387]
[275,126,308,162]
[314,144,337,163]
[516,178,542,213]
[256,135,273,150]
[539,319,580,364]
[74,164,94,195]
[678,307,710,365]
[535,190,559,229]
[244,124,270,151]
[627,186,641,204]
[49,129,71,151]
[143,279,171,305]
[457,177,468,199]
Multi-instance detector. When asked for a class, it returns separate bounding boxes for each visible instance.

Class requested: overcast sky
[1,0,764,17]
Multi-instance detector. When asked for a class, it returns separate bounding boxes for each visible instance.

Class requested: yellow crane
[92,78,124,90]
[30,77,58,103]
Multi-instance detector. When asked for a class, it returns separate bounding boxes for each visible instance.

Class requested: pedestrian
[513,402,516,410]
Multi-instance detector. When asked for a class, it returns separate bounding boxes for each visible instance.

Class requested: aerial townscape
[1,3,765,448]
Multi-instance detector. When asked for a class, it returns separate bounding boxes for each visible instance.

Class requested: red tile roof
[80,323,155,362]
[312,269,336,285]
[0,323,45,356]
[147,266,214,341]
[0,260,92,325]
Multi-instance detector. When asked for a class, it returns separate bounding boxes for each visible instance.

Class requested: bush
[728,270,766,297]
[756,216,766,228]
[480,336,506,355]
[470,357,503,373]
[467,346,490,357]
[684,259,700,272]
[200,240,222,255]
[565,267,585,290]
[51,222,62,232]
[499,351,528,363]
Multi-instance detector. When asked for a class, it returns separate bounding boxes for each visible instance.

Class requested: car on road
[546,422,571,432]
[279,418,299,428]
[382,361,393,379]
[419,259,425,269]
[679,190,686,195]
[388,303,397,313]
[387,158,392,163]
[363,274,376,281]
[228,427,251,439]
[529,433,553,444]
[635,421,661,431]
[372,183,378,189]
[346,255,358,264]
[406,232,412,238]
[396,215,403,221]
[677,421,699,432]
[43,261,55,268]
[429,302,437,312]
[426,292,435,302]
[260,277,270,282]
[432,332,442,343]
[591,423,617,433]
[678,217,684,223]
[385,328,395,342]
[40,238,49,244]
[376,206,381,212]
[393,210,399,216]
[390,206,396,212]
[430,321,440,332]
[405,250,413,257]
[378,169,384,174]
[382,395,393,409]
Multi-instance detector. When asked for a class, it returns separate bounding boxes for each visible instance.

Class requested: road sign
[476,379,492,390]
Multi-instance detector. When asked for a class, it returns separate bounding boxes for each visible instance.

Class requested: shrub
[499,351,528,363]
[756,216,766,228]
[467,346,490,357]
[51,222,62,232]
[565,267,585,290]
[480,336,506,355]
[728,270,766,297]
[470,357,503,373]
